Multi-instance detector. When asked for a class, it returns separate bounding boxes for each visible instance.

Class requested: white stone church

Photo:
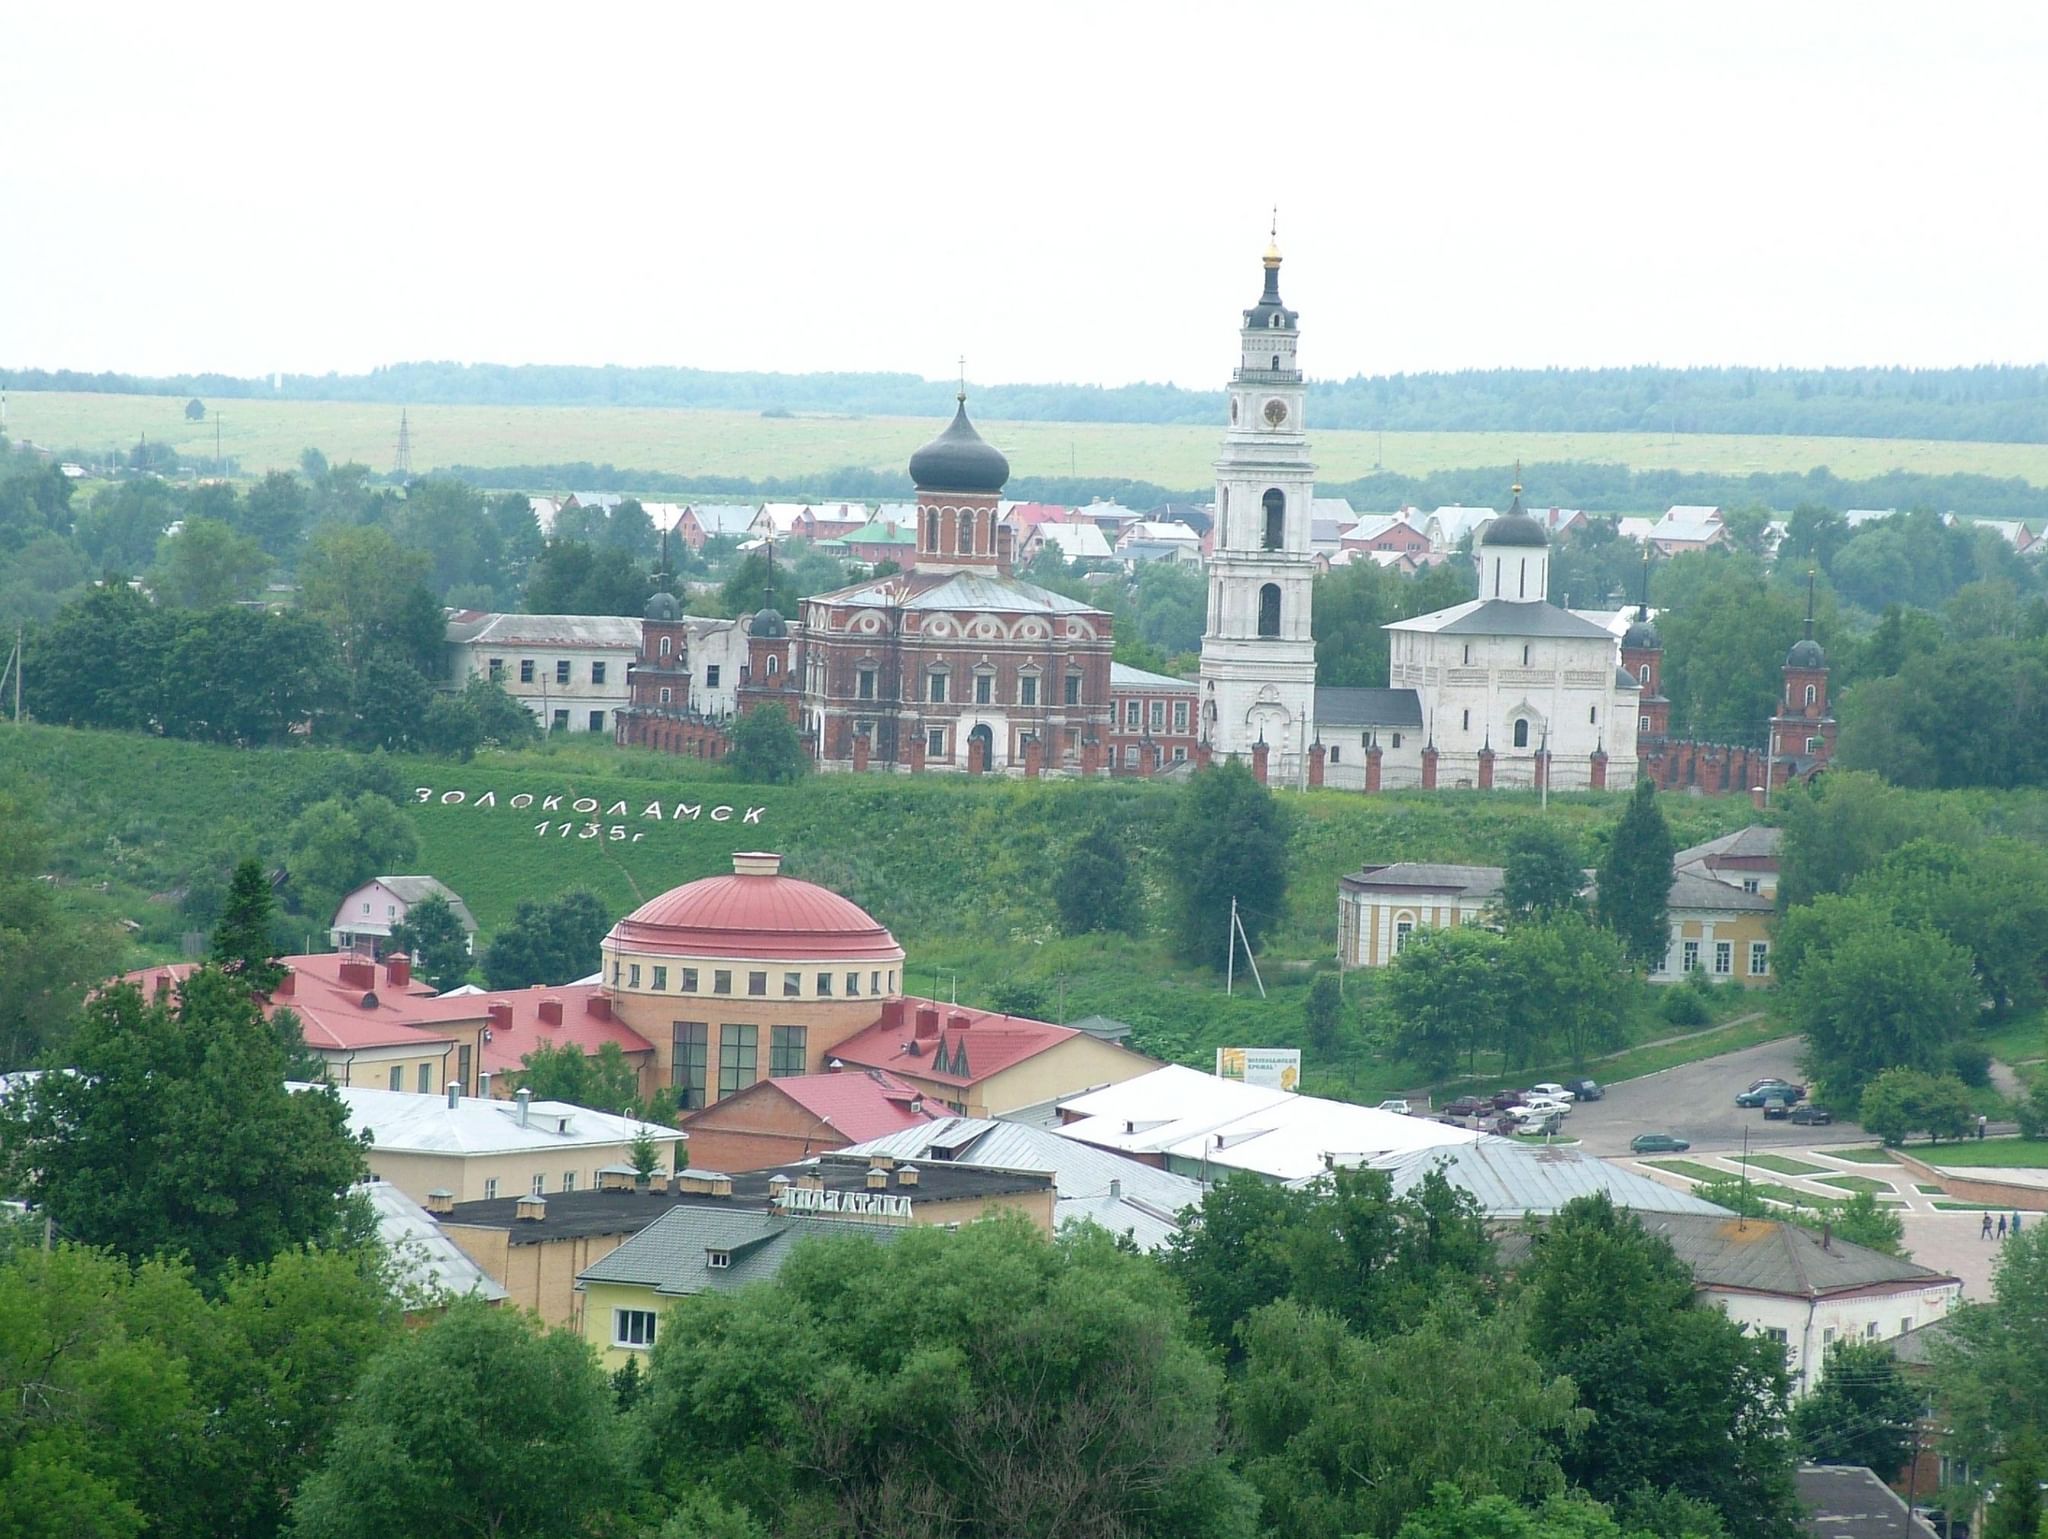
[1197,238,1640,792]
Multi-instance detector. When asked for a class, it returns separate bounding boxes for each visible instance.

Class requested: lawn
[1645,1159,1730,1183]
[1815,1174,1896,1195]
[1735,1153,1831,1177]
[1910,1136,2048,1169]
[12,388,2048,491]
[1824,1147,1901,1165]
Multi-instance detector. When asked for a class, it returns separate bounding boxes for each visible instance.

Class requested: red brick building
[795,397,1114,775]
[1108,662,1200,774]
[614,591,729,760]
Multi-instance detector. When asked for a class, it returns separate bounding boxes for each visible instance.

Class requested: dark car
[1444,1096,1491,1119]
[1789,1104,1833,1126]
[1762,1097,1793,1119]
[1630,1133,1692,1154]
[1491,1090,1527,1111]
[1564,1078,1604,1101]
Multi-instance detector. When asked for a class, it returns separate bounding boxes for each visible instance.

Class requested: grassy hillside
[11,389,2048,492]
[2,724,1770,1088]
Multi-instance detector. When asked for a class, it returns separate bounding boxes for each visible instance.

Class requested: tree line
[10,360,2048,441]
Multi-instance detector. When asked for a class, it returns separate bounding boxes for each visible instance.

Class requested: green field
[1815,1174,1896,1194]
[1,723,1774,1088]
[11,389,2048,491]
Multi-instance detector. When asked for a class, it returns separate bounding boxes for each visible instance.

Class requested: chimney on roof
[274,969,295,999]
[514,1193,546,1222]
[866,1153,894,1171]
[446,1082,460,1110]
[516,1087,532,1128]
[384,953,412,989]
[674,1171,733,1197]
[915,1005,940,1040]
[732,851,783,877]
[948,1012,969,1033]
[487,1002,511,1031]
[477,1070,493,1100]
[585,994,612,1021]
[896,1164,919,1187]
[767,1173,791,1207]
[338,958,375,990]
[866,1166,888,1191]
[424,1188,455,1216]
[153,972,172,1003]
[1110,1177,1121,1199]
[538,998,563,1026]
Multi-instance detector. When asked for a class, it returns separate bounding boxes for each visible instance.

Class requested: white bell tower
[1198,223,1318,782]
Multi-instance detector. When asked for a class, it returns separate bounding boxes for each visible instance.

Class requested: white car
[1521,1096,1572,1119]
[1377,1099,1413,1116]
[1531,1082,1576,1103]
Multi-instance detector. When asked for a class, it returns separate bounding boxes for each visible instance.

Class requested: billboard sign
[1215,1047,1302,1092]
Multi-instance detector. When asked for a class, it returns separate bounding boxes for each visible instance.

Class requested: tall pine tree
[210,857,285,992]
[1596,780,1674,966]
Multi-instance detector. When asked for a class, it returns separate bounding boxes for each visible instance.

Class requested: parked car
[1531,1082,1576,1103]
[1564,1078,1604,1101]
[1789,1104,1833,1126]
[1630,1133,1692,1154]
[1745,1077,1806,1098]
[1377,1099,1412,1116]
[1914,1511,1968,1539]
[1522,1096,1572,1119]
[1511,1107,1565,1136]
[1762,1097,1793,1119]
[1736,1081,1806,1108]
[1491,1090,1527,1111]
[1444,1096,1491,1119]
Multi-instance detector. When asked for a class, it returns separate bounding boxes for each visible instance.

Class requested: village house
[328,875,477,957]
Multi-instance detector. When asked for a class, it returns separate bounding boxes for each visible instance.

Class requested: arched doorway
[967,722,994,772]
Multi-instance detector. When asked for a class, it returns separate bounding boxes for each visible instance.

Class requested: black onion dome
[1786,637,1826,668]
[908,400,1009,495]
[1622,614,1660,649]
[645,590,681,621]
[1480,489,1549,548]
[751,606,787,639]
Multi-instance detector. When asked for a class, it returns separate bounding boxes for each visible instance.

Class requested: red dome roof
[605,853,904,962]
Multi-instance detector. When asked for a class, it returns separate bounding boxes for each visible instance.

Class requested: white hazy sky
[3,1,2044,389]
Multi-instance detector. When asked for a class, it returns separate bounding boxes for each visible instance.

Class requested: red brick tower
[1770,572,1836,779]
[909,390,1010,575]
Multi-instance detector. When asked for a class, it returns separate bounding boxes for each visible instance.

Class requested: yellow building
[1655,867,1776,987]
[1337,863,1507,967]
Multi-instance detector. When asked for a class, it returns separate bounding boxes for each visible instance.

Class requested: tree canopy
[1167,760,1288,967]
[1596,780,1673,966]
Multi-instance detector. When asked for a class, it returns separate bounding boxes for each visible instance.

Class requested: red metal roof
[606,854,903,962]
[828,998,1085,1088]
[691,1069,939,1144]
[121,961,465,1053]
[461,986,654,1078]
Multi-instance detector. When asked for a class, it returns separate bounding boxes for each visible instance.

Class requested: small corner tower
[1619,548,1669,740]
[1199,217,1319,784]
[1770,570,1836,776]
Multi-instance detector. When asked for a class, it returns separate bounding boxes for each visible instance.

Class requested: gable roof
[1111,661,1197,692]
[1032,523,1114,559]
[577,1204,905,1295]
[1673,826,1783,865]
[448,984,655,1077]
[810,568,1106,617]
[1340,862,1504,899]
[690,1070,938,1145]
[1371,1139,1734,1217]
[311,1083,672,1156]
[359,876,478,932]
[686,504,759,535]
[827,1000,1131,1089]
[1666,867,1775,914]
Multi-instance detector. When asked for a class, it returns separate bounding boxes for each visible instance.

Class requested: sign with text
[410,786,766,843]
[782,1186,913,1221]
[1216,1047,1302,1092]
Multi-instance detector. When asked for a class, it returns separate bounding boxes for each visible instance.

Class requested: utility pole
[394,409,413,480]
[1225,897,1266,999]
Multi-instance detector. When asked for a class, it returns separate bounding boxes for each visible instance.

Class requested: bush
[1949,1041,1993,1088]
[1661,988,1712,1027]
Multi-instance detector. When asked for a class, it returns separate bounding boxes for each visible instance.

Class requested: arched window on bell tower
[924,508,939,551]
[958,509,975,554]
[1257,584,1281,637]
[1262,489,1285,551]
[1804,683,1816,708]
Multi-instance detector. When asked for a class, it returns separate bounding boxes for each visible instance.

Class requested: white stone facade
[1200,246,1319,785]
[444,612,639,735]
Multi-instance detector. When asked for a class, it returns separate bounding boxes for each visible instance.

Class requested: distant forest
[437,457,2048,525]
[6,361,2048,442]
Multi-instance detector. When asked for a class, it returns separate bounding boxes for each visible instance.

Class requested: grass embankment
[1909,1137,2048,1169]
[1825,1147,1901,1164]
[1815,1174,1896,1194]
[1646,1159,1728,1183]
[1,723,1773,1088]
[12,388,2048,490]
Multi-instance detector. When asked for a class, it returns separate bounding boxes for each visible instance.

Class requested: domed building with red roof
[602,851,1156,1126]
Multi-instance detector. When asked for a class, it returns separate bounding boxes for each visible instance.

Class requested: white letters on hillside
[412,787,767,839]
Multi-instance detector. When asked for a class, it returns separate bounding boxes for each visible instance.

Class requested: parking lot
[1556,1035,1865,1157]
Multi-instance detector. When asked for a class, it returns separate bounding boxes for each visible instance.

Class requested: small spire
[1636,545,1651,620]
[956,355,966,405]
[1511,459,1523,499]
[1262,208,1282,269]
[1804,567,1816,636]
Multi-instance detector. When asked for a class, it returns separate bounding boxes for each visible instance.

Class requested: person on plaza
[2014,1211,2024,1234]
[1982,1212,1995,1240]
[1998,1213,2009,1239]
[1978,1114,1989,1140]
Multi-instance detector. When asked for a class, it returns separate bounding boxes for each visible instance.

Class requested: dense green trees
[1502,822,1586,921]
[0,970,369,1287]
[634,1216,1257,1539]
[385,892,472,991]
[208,856,285,991]
[517,1039,642,1115]
[292,1301,625,1539]
[1519,1195,1799,1539]
[1790,1339,1920,1475]
[282,791,421,927]
[1855,1067,1976,1146]
[481,887,612,989]
[1169,760,1288,966]
[1596,780,1673,965]
[725,703,808,785]
[1056,820,1142,936]
[1934,1225,2048,1480]
[1840,633,2048,790]
[0,786,118,1069]
[149,516,271,609]
[1313,559,1473,686]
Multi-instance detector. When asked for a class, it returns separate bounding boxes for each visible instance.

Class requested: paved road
[1568,1035,1864,1156]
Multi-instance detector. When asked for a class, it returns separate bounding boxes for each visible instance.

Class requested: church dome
[908,399,1009,495]
[750,606,787,639]
[1786,637,1826,669]
[1622,613,1660,649]
[1480,487,1549,548]
[645,590,681,622]
[605,853,904,963]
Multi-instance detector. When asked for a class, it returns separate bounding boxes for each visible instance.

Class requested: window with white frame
[1125,699,1141,729]
[1714,941,1732,975]
[530,1174,545,1196]
[613,1308,658,1348]
[562,1171,576,1193]
[1750,942,1770,977]
[1173,699,1189,732]
[483,1178,498,1200]
[1682,940,1700,973]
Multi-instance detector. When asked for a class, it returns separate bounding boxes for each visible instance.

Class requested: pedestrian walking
[1998,1214,2009,1239]
[1982,1212,1995,1240]
[2014,1212,2024,1235]
[1978,1114,1989,1140]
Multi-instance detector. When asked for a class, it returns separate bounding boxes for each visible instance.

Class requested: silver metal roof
[1370,1138,1733,1218]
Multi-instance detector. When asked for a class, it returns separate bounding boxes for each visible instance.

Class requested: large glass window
[929,670,949,704]
[770,1025,807,1077]
[613,1309,658,1349]
[718,1025,758,1098]
[673,1022,708,1108]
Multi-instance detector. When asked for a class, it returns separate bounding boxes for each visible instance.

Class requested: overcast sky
[4,1,2043,390]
